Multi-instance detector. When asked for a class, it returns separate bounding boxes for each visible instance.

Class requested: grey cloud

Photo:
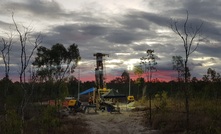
[81,25,108,36]
[41,24,90,46]
[201,21,221,42]
[1,0,67,20]
[132,43,151,51]
[123,10,171,27]
[197,44,221,58]
[1,0,221,81]
[0,21,12,31]
[183,0,221,21]
[120,14,150,30]
[105,29,147,44]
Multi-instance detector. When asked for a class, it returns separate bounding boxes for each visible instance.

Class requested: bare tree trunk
[149,93,152,126]
[12,12,42,134]
[140,49,157,127]
[1,34,13,123]
[170,10,203,133]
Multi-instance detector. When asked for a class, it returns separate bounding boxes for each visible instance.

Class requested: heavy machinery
[93,53,128,113]
[62,97,82,112]
[93,53,109,102]
[93,53,109,90]
[127,95,135,103]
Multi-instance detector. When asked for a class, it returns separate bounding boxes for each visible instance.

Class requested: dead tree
[12,12,42,134]
[1,34,13,79]
[0,32,13,123]
[170,11,203,133]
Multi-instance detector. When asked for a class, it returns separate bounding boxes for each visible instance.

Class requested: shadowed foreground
[70,107,158,134]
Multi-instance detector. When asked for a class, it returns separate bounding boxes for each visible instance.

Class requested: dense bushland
[0,73,220,133]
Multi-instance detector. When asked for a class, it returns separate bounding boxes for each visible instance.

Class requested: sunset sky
[0,0,221,82]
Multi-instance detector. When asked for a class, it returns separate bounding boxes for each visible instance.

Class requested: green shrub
[0,110,21,134]
[154,91,168,112]
[39,106,60,132]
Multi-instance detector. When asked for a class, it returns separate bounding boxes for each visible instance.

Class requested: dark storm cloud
[120,13,150,30]
[105,29,147,44]
[197,44,221,58]
[201,21,221,42]
[129,11,171,27]
[132,43,151,52]
[41,23,89,47]
[2,0,65,19]
[157,61,173,71]
[81,25,108,36]
[183,0,221,21]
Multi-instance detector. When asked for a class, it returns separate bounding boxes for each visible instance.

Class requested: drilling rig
[93,53,109,103]
[94,53,109,89]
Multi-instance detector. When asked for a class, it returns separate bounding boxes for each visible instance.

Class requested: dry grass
[55,117,90,134]
[23,105,90,134]
[25,116,90,134]
[142,98,221,134]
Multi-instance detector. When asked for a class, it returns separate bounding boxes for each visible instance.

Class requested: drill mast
[93,53,109,89]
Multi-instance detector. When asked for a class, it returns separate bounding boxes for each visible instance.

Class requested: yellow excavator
[127,96,135,103]
[63,97,82,112]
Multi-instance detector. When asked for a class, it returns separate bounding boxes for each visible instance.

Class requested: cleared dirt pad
[72,109,159,134]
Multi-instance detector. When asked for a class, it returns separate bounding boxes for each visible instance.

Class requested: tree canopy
[33,43,80,82]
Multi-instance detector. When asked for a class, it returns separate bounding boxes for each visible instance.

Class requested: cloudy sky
[0,0,221,82]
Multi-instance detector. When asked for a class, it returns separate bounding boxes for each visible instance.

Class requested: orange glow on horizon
[79,70,177,83]
[7,70,177,83]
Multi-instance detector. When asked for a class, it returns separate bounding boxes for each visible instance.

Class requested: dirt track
[73,107,159,134]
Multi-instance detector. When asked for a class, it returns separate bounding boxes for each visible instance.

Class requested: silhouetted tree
[33,43,80,82]
[134,65,145,99]
[170,11,203,133]
[140,49,157,126]
[11,12,42,134]
[33,43,80,111]
[121,70,129,83]
[0,31,13,123]
[172,56,185,82]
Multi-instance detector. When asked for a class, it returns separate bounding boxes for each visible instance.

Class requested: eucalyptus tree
[33,43,80,108]
[172,56,184,82]
[121,70,129,83]
[202,68,221,98]
[140,49,157,126]
[33,43,80,82]
[170,11,203,133]
[140,50,157,82]
[134,65,145,98]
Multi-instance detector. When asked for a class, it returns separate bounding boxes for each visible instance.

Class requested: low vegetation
[140,92,221,134]
[0,105,90,134]
[1,67,221,134]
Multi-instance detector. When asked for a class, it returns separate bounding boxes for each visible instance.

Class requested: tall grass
[142,93,221,134]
